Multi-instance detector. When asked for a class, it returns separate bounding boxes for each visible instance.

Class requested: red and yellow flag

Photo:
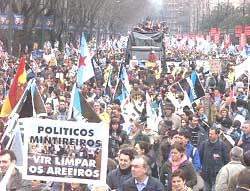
[0,57,26,117]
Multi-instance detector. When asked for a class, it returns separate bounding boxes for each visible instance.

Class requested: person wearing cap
[162,102,181,130]
[215,146,245,191]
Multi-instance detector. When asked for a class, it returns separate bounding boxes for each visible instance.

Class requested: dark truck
[126,31,166,70]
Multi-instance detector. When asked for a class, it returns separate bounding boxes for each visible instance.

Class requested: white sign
[22,118,109,184]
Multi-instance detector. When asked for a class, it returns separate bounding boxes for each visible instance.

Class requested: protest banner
[209,59,221,74]
[22,118,109,184]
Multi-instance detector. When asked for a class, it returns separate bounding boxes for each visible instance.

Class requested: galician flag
[76,33,95,87]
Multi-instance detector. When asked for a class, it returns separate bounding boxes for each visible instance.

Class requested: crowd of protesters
[0,19,250,191]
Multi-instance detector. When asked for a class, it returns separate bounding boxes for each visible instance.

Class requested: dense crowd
[0,23,250,191]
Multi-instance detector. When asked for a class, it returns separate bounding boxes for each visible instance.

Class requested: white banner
[22,118,109,184]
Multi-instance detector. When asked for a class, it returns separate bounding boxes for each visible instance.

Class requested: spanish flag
[0,57,26,117]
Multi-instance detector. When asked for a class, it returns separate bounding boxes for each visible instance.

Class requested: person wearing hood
[160,142,197,191]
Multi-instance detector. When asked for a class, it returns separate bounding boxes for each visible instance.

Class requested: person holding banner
[0,150,31,191]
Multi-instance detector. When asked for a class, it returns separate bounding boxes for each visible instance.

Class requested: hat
[220,118,232,129]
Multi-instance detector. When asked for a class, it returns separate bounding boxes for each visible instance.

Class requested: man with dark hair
[187,114,208,148]
[178,130,201,172]
[107,148,134,190]
[175,130,204,191]
[121,155,164,191]
[45,102,55,119]
[54,99,68,120]
[0,150,31,190]
[199,128,229,191]
[162,102,181,130]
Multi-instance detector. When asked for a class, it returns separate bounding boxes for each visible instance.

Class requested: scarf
[169,154,187,172]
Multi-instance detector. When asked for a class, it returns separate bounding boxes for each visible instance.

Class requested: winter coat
[187,125,208,148]
[186,142,201,172]
[108,129,129,158]
[215,160,245,191]
[236,134,250,152]
[0,168,32,191]
[199,139,229,184]
[121,176,165,191]
[107,168,132,191]
[160,159,197,191]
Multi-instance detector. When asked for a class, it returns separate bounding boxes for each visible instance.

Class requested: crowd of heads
[0,26,250,190]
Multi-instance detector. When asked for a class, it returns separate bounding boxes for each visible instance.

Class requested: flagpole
[247,72,250,99]
[0,78,35,149]
[228,82,232,114]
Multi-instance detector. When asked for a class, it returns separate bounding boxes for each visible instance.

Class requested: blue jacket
[186,142,202,172]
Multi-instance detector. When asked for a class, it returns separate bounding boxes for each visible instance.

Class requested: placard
[209,59,221,74]
[22,118,109,184]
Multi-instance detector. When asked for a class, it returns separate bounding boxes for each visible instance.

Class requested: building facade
[162,0,247,33]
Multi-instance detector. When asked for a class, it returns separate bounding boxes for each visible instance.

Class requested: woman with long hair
[108,117,129,158]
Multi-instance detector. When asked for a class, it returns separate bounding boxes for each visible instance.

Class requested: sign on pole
[209,59,221,74]
[22,118,109,184]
